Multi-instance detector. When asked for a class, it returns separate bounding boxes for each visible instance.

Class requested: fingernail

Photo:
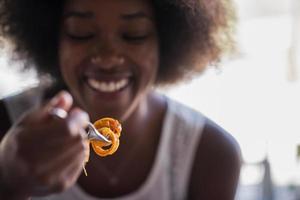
[49,96,59,106]
[49,91,72,106]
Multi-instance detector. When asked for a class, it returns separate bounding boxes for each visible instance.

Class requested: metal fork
[49,107,111,144]
[86,122,111,143]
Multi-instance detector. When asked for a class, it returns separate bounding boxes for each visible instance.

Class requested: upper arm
[0,100,11,140]
[188,119,242,200]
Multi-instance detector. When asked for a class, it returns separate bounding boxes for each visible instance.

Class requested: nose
[90,40,125,69]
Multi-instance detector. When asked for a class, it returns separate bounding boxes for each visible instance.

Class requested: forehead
[63,0,154,17]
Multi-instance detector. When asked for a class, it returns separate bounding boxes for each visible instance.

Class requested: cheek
[132,42,159,81]
[145,47,159,83]
[59,41,85,79]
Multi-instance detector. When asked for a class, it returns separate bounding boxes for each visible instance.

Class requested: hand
[0,91,90,198]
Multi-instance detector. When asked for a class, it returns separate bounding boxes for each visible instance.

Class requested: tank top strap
[165,98,206,200]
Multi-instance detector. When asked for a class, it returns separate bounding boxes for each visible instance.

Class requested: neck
[122,91,165,139]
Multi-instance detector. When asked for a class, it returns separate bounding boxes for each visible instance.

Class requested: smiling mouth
[87,78,130,93]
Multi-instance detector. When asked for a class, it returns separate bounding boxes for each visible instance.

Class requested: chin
[84,102,130,123]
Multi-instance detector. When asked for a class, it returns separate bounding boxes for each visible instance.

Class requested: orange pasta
[90,127,119,156]
[93,117,122,138]
[83,117,122,175]
[91,118,122,157]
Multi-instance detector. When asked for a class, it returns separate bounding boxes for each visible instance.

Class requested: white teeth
[87,78,129,92]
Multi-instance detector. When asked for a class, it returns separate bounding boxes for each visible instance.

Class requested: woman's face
[59,0,159,121]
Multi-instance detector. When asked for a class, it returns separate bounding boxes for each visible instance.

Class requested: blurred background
[0,0,300,199]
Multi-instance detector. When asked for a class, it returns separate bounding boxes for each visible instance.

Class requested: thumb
[44,90,73,121]
[47,90,73,112]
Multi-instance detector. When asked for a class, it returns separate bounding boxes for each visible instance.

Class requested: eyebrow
[63,11,94,19]
[121,12,154,21]
[63,11,153,21]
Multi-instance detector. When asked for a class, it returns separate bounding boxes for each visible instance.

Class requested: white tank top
[4,89,206,200]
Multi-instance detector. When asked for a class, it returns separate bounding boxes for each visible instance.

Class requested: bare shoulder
[187,118,242,200]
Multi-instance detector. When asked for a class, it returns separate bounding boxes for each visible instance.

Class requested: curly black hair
[0,0,235,86]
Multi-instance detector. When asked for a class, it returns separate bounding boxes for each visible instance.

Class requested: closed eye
[65,33,94,41]
[123,34,150,43]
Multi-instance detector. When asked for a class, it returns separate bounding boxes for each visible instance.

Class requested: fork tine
[87,122,111,143]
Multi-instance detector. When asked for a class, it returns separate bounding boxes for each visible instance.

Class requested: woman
[0,0,241,199]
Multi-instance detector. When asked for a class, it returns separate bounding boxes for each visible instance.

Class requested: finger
[16,113,85,151]
[49,91,73,110]
[16,108,89,164]
[38,107,90,138]
[44,90,73,120]
[31,151,86,195]
[53,151,86,192]
[46,154,85,194]
[18,130,85,164]
[30,129,89,165]
[35,136,87,175]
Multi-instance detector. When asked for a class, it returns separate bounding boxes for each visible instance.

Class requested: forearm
[0,183,31,200]
[0,158,30,200]
[0,192,30,200]
[0,174,30,200]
